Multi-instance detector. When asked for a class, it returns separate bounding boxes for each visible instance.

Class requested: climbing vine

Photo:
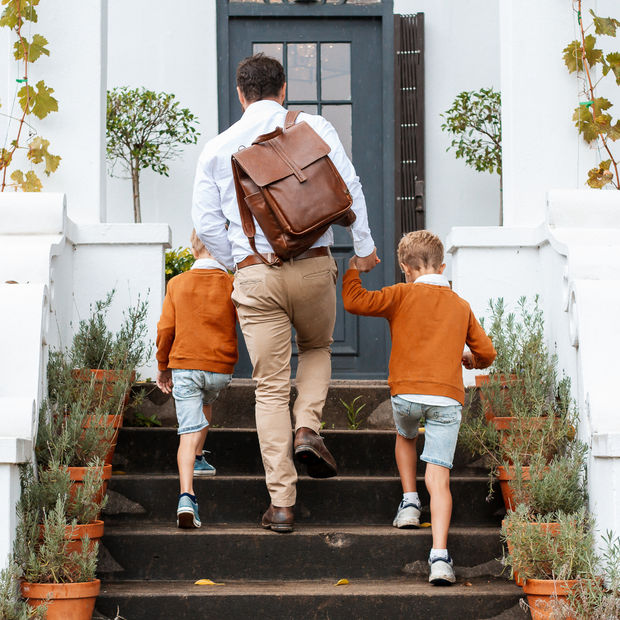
[0,0,60,192]
[564,1,620,189]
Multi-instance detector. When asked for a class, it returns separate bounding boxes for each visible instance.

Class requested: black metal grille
[394,13,425,252]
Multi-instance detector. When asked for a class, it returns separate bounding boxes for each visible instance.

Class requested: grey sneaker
[177,494,201,528]
[194,451,216,476]
[392,499,421,529]
[429,555,456,586]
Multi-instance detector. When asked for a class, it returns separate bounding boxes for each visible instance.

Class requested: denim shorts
[391,395,462,469]
[172,369,232,435]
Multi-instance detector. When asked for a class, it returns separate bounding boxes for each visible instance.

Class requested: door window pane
[320,43,351,101]
[253,43,284,64]
[288,104,318,115]
[287,43,317,101]
[322,105,352,159]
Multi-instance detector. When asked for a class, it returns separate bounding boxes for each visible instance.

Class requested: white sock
[403,492,420,506]
[430,548,449,560]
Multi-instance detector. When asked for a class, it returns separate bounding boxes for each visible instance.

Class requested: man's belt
[236,247,329,271]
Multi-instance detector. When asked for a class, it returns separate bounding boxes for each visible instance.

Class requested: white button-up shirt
[192,99,375,270]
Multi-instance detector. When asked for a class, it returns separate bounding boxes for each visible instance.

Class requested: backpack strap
[284,110,301,129]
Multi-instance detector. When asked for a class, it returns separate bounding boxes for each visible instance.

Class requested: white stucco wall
[106,0,218,249]
[106,0,500,273]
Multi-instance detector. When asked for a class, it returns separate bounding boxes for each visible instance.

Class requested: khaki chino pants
[231,254,337,507]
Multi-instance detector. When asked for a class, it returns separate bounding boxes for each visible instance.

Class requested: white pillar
[500,0,597,227]
[3,1,108,223]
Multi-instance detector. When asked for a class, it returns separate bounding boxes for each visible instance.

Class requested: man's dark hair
[236,53,286,103]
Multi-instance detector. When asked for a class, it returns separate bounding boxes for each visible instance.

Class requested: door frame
[216,0,396,378]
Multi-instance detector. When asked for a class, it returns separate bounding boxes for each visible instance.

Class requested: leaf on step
[463,582,473,586]
[334,579,349,586]
[112,471,127,475]
[420,523,432,528]
[195,579,224,586]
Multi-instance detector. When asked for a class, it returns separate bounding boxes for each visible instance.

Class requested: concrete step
[112,428,486,476]
[99,523,504,582]
[127,379,478,430]
[96,579,525,620]
[103,474,504,527]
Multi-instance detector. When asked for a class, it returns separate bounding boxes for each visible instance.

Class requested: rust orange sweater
[156,269,238,374]
[342,270,496,405]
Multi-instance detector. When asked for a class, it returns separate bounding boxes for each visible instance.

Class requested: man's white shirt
[192,99,375,271]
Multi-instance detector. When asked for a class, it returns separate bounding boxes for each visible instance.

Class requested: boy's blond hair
[190,229,207,255]
[397,230,444,271]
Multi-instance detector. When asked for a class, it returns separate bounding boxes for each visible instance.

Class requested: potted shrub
[0,560,47,619]
[502,506,596,620]
[20,462,108,554]
[14,492,100,620]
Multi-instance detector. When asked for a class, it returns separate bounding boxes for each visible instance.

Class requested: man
[192,53,379,532]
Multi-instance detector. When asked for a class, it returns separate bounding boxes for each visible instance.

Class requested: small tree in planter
[440,87,503,222]
[106,87,200,223]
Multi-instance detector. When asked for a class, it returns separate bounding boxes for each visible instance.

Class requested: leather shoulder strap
[284,110,301,129]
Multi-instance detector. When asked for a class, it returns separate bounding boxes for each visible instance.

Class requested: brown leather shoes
[294,427,338,478]
[261,504,294,533]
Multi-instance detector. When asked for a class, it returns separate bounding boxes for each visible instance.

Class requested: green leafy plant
[502,507,596,582]
[0,561,47,619]
[340,396,366,430]
[440,88,502,220]
[165,247,196,282]
[106,87,200,222]
[563,2,620,189]
[0,0,60,192]
[133,411,162,428]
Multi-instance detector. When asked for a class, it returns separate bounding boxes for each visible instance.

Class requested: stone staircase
[95,381,526,620]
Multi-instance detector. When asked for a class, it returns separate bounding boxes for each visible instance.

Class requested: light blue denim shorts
[391,395,462,469]
[171,369,232,435]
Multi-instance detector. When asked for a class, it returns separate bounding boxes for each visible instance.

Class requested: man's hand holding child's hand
[157,369,173,394]
[461,351,474,369]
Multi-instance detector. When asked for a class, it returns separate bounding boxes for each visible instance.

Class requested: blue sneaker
[392,499,421,529]
[194,451,216,477]
[429,554,456,585]
[177,493,201,528]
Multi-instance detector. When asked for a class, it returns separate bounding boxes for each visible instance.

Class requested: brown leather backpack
[231,110,355,266]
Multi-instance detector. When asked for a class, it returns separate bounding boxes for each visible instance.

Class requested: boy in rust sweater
[156,230,238,529]
[342,230,496,585]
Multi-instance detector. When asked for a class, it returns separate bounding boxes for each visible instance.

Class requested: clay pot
[67,465,112,517]
[498,465,530,511]
[38,520,104,555]
[21,579,100,620]
[476,374,520,421]
[72,369,135,411]
[82,414,123,465]
[522,579,577,620]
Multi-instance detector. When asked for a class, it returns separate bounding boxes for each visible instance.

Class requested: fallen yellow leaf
[111,471,127,475]
[334,579,349,586]
[464,581,473,586]
[420,523,431,528]
[194,579,224,586]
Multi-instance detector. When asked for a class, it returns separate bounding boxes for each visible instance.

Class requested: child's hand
[461,351,474,369]
[157,369,173,394]
[348,255,358,270]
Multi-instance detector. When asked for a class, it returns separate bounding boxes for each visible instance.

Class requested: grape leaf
[573,105,599,143]
[563,40,582,73]
[18,80,58,119]
[590,10,620,37]
[583,34,604,67]
[0,148,12,169]
[27,136,61,175]
[10,169,43,192]
[13,34,49,62]
[586,160,614,188]
[0,0,38,29]
[603,52,620,85]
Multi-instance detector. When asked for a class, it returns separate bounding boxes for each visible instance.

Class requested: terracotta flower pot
[21,579,100,620]
[72,369,135,410]
[66,465,112,517]
[498,465,530,511]
[476,374,520,421]
[522,579,577,620]
[38,520,104,555]
[81,414,123,465]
